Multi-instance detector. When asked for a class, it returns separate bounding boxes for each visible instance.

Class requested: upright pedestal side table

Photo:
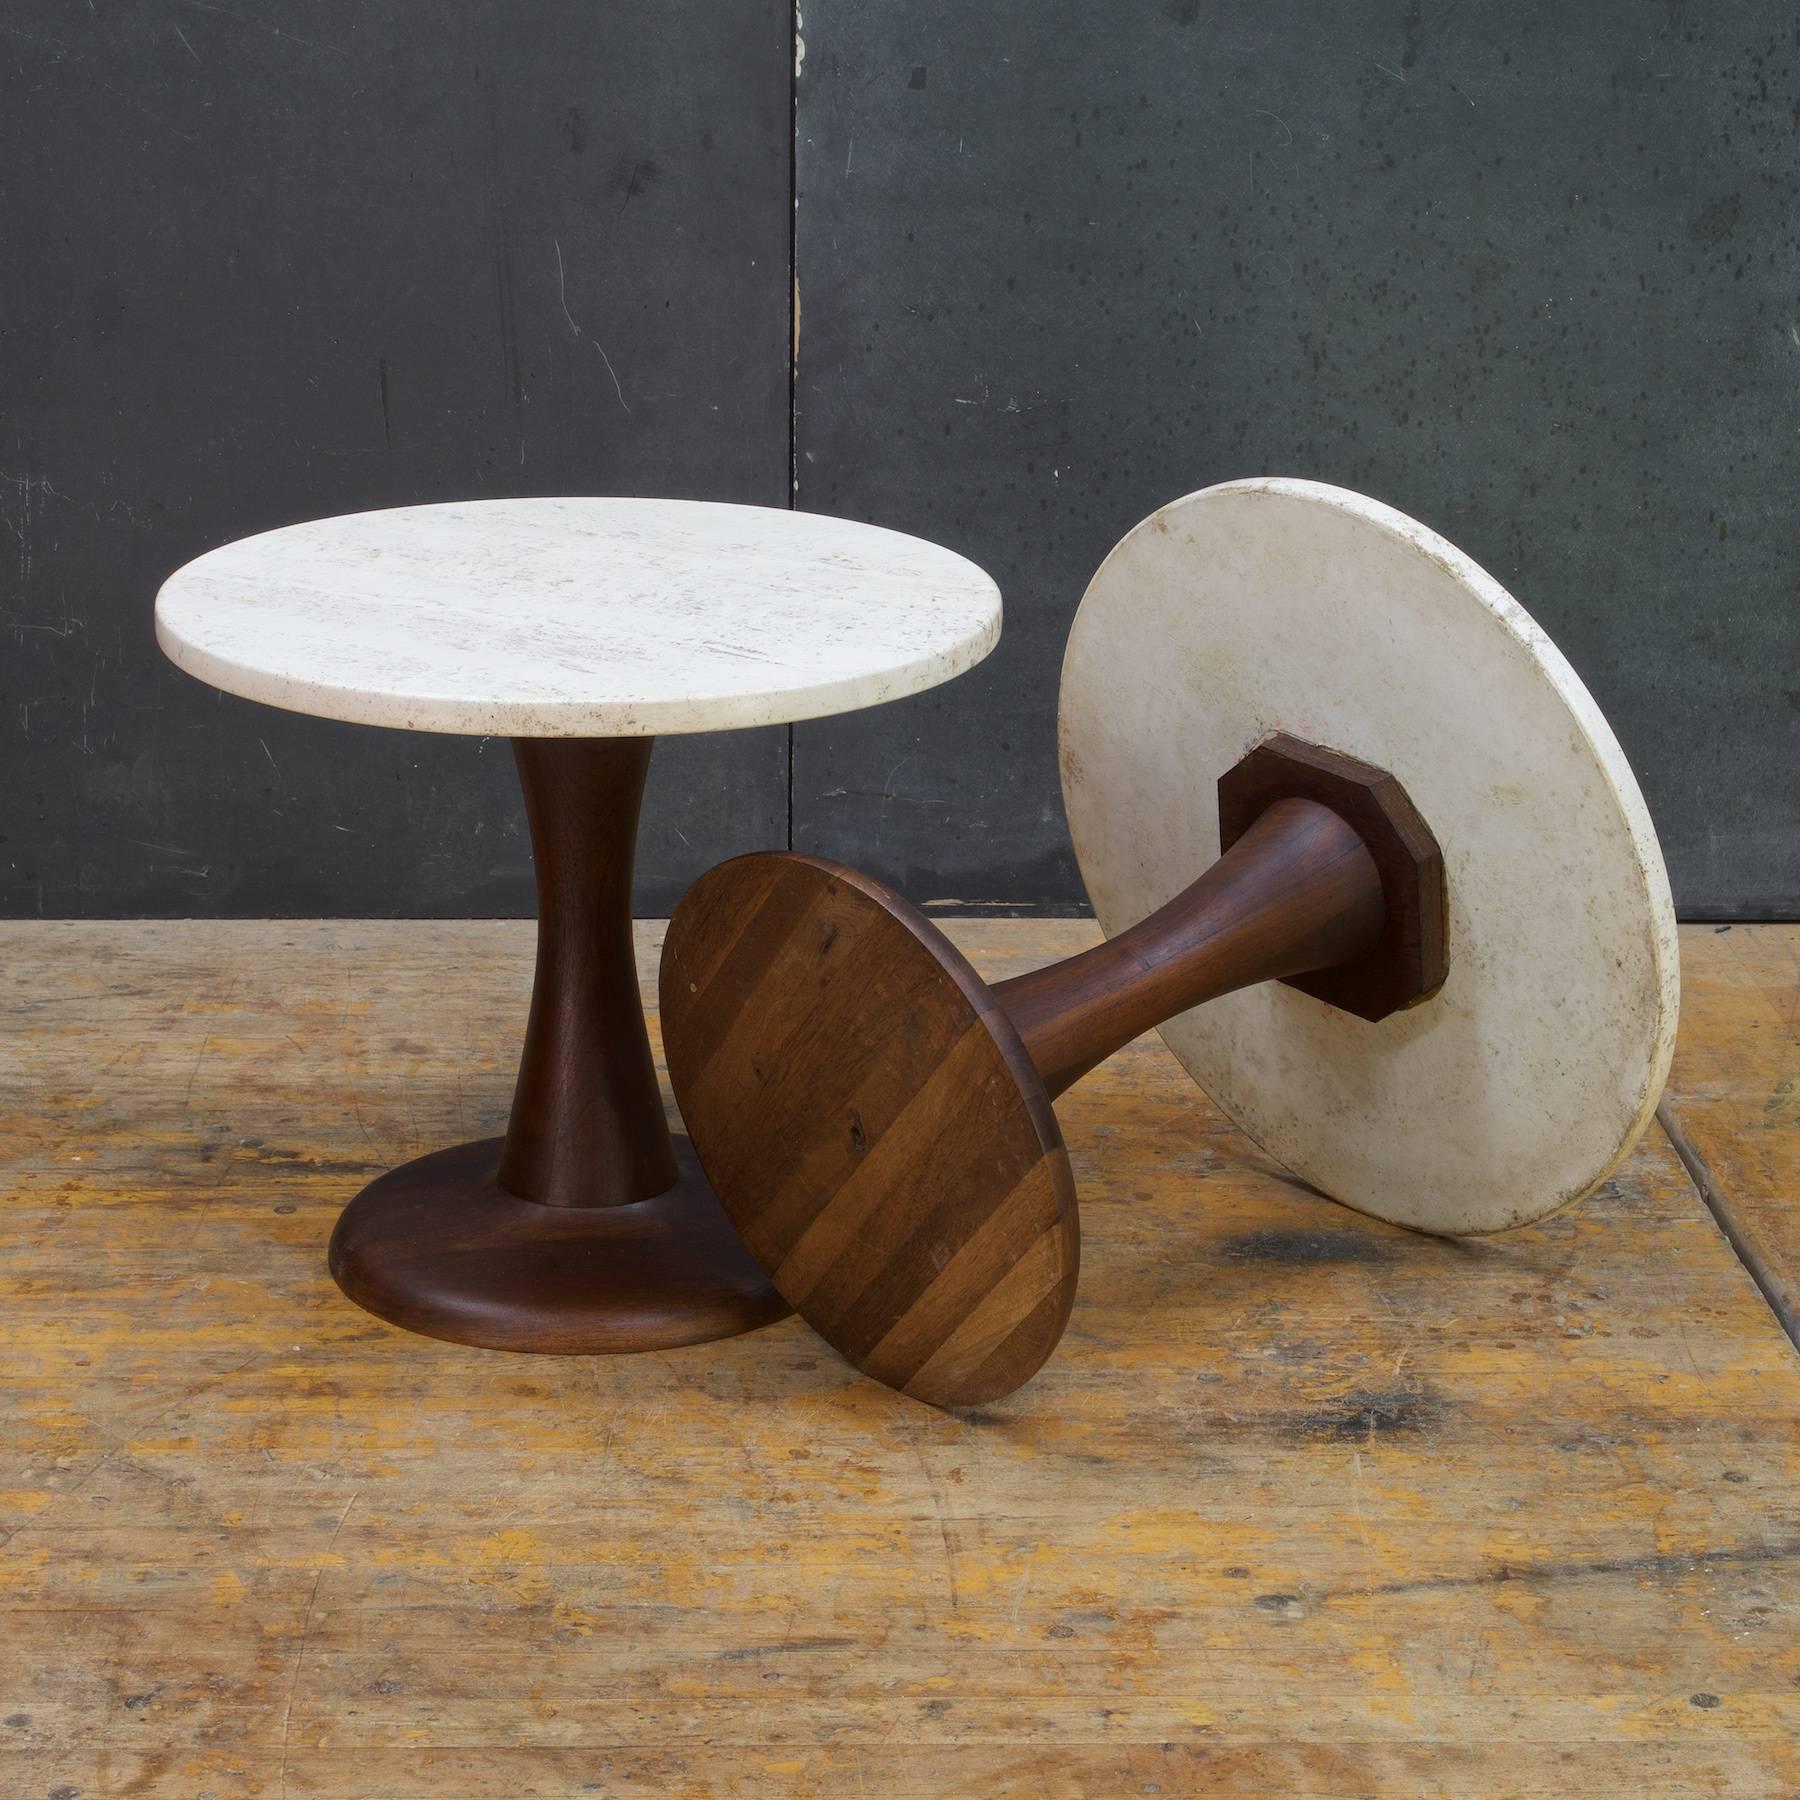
[155,498,1000,1354]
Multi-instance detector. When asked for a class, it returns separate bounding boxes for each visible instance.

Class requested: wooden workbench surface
[1661,924,1800,1351]
[1,920,1794,1798]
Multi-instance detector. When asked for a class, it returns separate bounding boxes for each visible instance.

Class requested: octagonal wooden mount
[1217,733,1448,1022]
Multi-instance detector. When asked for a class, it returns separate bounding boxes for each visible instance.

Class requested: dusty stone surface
[155,497,1000,737]
[1059,477,1679,1236]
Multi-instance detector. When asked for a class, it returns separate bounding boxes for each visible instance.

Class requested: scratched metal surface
[0,919,1794,1794]
[0,0,791,917]
[791,1,1800,917]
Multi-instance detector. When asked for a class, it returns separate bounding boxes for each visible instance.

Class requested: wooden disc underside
[661,854,1079,1407]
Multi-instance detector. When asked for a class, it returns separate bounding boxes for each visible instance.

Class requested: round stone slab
[1059,478,1678,1236]
[661,853,1079,1407]
[155,498,1000,737]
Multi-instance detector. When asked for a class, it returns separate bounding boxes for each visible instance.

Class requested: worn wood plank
[1,920,1795,1797]
[1660,923,1800,1347]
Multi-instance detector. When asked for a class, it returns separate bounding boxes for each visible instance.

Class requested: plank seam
[1657,1097,1798,1356]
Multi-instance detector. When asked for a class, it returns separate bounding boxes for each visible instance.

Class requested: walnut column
[328,737,788,1354]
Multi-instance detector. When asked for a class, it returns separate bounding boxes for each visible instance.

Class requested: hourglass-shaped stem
[994,798,1385,1097]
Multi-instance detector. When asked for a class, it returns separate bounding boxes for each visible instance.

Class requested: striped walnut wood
[661,792,1390,1405]
[660,854,1079,1407]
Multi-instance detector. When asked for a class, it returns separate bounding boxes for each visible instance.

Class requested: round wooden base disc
[327,1136,789,1353]
[1059,478,1679,1235]
[661,854,1079,1407]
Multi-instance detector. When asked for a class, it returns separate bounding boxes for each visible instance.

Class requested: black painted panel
[0,0,792,917]
[794,1,1800,917]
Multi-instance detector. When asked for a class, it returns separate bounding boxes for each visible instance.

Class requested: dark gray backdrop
[2,0,791,918]
[5,2,1794,919]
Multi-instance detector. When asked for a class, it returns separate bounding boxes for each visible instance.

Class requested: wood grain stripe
[663,855,1081,1406]
[895,1212,1080,1405]
[773,1021,998,1308]
[864,1152,1078,1393]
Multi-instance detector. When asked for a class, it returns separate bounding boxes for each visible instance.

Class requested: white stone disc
[1059,478,1678,1235]
[155,498,1000,737]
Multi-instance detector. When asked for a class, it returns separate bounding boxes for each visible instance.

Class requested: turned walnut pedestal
[662,480,1680,1404]
[155,497,1000,1353]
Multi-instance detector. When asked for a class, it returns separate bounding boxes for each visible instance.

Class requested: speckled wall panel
[791,1,1800,917]
[0,0,792,917]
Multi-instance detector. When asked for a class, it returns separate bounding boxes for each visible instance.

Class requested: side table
[155,498,999,1353]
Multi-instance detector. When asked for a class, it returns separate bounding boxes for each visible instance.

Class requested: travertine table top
[1059,477,1679,1237]
[155,497,1001,736]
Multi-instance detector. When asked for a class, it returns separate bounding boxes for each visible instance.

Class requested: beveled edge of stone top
[154,497,1002,737]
